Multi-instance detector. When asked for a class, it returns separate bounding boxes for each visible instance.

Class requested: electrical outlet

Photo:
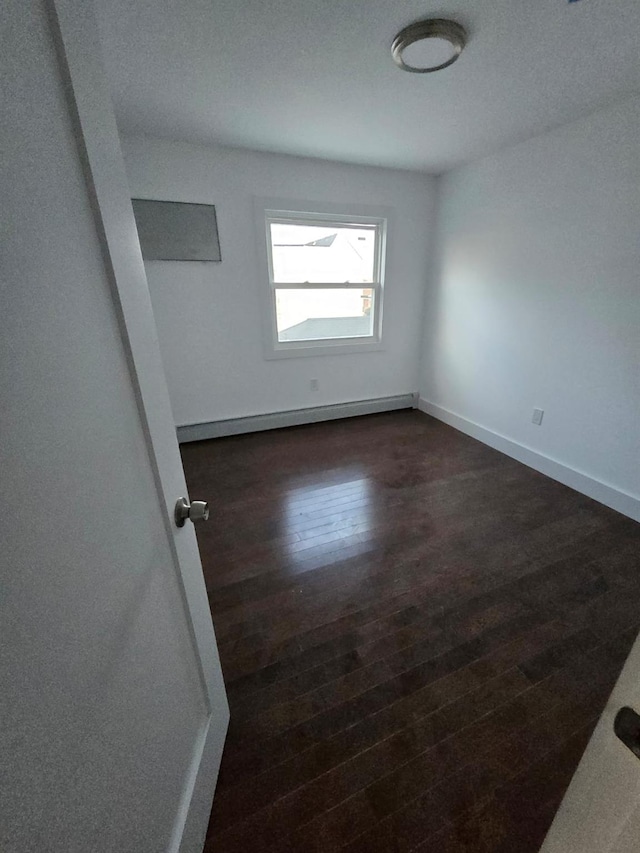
[532,408,544,426]
[310,378,319,391]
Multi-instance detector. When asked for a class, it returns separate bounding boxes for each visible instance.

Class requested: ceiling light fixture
[392,18,467,73]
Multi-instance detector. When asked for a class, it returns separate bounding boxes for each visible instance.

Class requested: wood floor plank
[181,411,640,853]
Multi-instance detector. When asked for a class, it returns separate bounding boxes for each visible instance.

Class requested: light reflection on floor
[283,476,377,570]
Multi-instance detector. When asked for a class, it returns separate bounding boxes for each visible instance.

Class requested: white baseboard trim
[177,393,418,443]
[418,398,640,523]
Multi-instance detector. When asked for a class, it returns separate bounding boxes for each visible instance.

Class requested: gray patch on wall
[131,198,221,261]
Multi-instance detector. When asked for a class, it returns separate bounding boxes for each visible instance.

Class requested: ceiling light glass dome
[392,19,467,73]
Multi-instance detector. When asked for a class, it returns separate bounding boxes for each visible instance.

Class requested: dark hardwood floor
[181,410,640,853]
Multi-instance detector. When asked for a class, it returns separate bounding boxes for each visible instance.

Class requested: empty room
[3,0,640,852]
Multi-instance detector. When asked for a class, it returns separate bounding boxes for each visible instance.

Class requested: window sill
[263,339,385,360]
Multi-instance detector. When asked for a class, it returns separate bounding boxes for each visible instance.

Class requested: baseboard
[418,398,640,523]
[177,393,418,443]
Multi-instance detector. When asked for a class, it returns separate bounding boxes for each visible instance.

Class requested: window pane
[276,288,374,342]
[270,222,376,283]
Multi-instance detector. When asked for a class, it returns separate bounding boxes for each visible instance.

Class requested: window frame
[256,201,388,359]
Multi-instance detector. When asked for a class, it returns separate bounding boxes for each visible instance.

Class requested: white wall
[122,137,436,426]
[420,96,640,510]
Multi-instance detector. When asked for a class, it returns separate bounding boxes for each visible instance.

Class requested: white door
[0,1,228,851]
[541,631,640,852]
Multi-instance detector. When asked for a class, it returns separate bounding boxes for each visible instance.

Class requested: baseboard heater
[177,393,418,443]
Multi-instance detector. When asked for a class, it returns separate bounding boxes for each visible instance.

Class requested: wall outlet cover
[532,408,544,425]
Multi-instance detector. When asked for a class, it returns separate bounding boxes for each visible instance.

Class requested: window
[262,209,387,356]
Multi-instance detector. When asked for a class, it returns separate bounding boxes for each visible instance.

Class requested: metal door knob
[175,497,210,527]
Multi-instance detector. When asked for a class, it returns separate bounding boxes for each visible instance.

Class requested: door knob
[614,707,640,760]
[175,497,210,528]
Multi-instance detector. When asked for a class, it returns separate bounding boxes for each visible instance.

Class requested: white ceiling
[96,0,640,173]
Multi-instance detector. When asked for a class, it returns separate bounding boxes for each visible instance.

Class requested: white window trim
[254,198,390,360]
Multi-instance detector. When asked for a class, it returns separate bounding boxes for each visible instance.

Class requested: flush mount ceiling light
[392,18,467,73]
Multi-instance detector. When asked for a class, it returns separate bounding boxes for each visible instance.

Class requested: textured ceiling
[96,0,640,172]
